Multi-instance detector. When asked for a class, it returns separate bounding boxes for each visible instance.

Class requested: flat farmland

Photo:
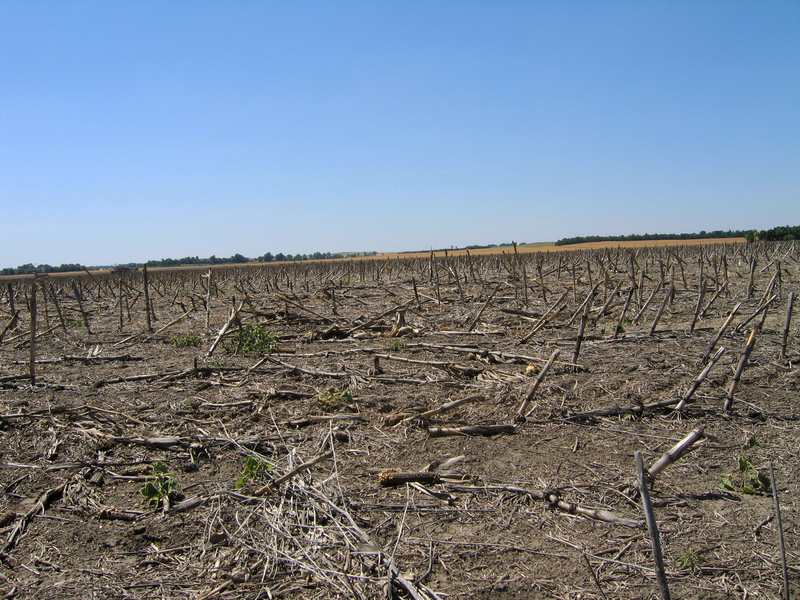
[0,240,798,599]
[382,238,747,259]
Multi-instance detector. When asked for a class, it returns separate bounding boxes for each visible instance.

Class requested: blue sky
[1,1,798,267]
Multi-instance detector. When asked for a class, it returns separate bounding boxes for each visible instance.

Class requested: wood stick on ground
[546,493,643,529]
[516,349,560,421]
[447,252,466,305]
[769,462,790,600]
[275,293,335,324]
[521,289,569,343]
[428,424,517,437]
[347,297,417,335]
[142,265,153,332]
[689,279,706,333]
[206,303,242,357]
[782,291,794,359]
[734,294,777,334]
[702,301,742,363]
[253,450,333,496]
[285,414,366,427]
[1,481,67,554]
[152,306,196,334]
[568,284,599,326]
[583,552,610,600]
[646,428,705,482]
[6,282,15,313]
[572,305,589,366]
[49,284,67,334]
[71,280,93,334]
[196,558,266,600]
[675,347,726,411]
[265,355,350,379]
[590,280,623,327]
[29,283,36,386]
[205,269,213,329]
[12,323,59,349]
[566,397,681,421]
[447,484,642,527]
[613,287,635,339]
[0,311,19,344]
[699,280,729,319]
[312,491,434,600]
[118,277,124,331]
[649,285,675,336]
[398,393,485,424]
[633,280,663,325]
[636,451,671,600]
[378,471,441,487]
[467,284,499,331]
[724,327,758,411]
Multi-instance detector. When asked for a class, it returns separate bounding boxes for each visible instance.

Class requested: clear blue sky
[2,1,798,267]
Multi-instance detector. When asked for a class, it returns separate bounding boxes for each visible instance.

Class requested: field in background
[382,237,747,259]
[0,238,750,280]
[0,240,796,599]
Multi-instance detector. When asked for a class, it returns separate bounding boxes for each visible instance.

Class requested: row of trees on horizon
[0,251,379,276]
[3,225,797,276]
[554,229,758,246]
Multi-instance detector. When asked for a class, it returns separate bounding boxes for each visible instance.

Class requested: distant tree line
[0,251,380,276]
[0,263,85,276]
[748,225,800,242]
[143,251,378,268]
[554,229,754,246]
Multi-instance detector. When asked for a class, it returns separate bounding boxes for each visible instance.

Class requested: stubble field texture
[0,239,798,599]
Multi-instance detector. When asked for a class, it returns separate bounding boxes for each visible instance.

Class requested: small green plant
[677,545,706,572]
[615,323,626,335]
[140,462,182,508]
[340,277,352,286]
[386,339,407,351]
[224,323,278,354]
[317,388,356,412]
[171,332,201,347]
[66,317,86,329]
[235,456,275,489]
[207,358,227,368]
[720,437,771,495]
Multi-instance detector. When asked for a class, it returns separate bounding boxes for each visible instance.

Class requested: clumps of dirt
[1,242,799,599]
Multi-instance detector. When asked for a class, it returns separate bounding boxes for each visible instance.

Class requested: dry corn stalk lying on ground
[0,240,798,599]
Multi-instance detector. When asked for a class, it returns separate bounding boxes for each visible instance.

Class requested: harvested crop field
[384,238,747,259]
[1,241,798,599]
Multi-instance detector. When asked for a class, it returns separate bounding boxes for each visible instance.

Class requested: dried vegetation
[0,241,798,599]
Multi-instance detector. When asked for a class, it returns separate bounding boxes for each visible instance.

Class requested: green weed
[140,462,182,508]
[224,323,278,354]
[171,332,201,347]
[677,545,706,572]
[719,437,771,495]
[317,388,356,412]
[235,456,275,489]
[386,339,407,351]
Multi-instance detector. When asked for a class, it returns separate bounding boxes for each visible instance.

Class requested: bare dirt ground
[0,241,797,599]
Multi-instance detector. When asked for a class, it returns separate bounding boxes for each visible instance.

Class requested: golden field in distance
[3,238,749,278]
[381,237,747,260]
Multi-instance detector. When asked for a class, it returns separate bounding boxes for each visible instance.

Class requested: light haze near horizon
[1,2,798,267]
